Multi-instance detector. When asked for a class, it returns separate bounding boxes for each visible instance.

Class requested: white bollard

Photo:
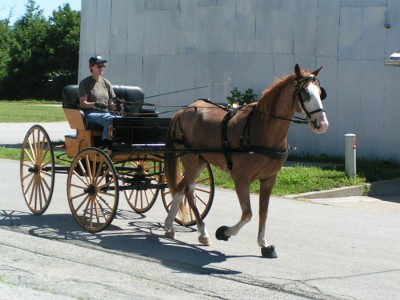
[345,134,356,179]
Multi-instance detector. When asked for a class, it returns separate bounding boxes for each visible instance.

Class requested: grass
[1,100,399,196]
[0,100,66,122]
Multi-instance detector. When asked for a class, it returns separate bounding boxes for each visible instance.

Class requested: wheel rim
[118,159,162,213]
[161,163,214,226]
[20,125,55,215]
[67,148,119,233]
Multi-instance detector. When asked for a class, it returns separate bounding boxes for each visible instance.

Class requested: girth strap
[222,108,238,170]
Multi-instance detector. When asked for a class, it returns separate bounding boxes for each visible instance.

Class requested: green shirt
[79,76,116,112]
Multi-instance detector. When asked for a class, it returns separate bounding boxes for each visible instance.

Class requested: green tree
[0,19,11,79]
[43,3,80,98]
[0,0,49,99]
[0,0,80,100]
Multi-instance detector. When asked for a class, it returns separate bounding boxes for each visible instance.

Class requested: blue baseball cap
[89,55,108,64]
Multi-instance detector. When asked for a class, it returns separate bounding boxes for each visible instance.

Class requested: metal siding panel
[338,7,362,60]
[316,0,340,57]
[126,2,145,55]
[179,1,198,54]
[294,0,318,55]
[251,53,274,97]
[234,0,256,52]
[361,7,386,60]
[141,55,161,101]
[110,0,129,54]
[386,0,400,58]
[94,0,112,54]
[254,1,274,53]
[205,5,226,53]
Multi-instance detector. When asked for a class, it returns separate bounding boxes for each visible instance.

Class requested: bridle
[267,74,327,125]
[294,74,327,120]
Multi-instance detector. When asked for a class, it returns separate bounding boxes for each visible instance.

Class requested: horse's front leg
[258,177,277,258]
[216,180,252,241]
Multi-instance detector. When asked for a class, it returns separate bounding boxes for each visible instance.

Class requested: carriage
[20,84,215,233]
[19,64,328,258]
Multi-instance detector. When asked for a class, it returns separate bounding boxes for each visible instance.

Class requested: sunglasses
[96,64,106,69]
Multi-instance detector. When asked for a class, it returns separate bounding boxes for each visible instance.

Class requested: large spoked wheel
[20,125,55,215]
[161,163,214,226]
[67,148,119,233]
[118,158,163,213]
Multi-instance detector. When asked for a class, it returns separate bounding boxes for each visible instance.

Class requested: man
[79,55,117,150]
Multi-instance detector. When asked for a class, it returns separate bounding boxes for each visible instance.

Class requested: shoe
[99,139,111,151]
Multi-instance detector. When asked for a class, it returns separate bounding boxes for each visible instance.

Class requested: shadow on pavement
[0,209,243,275]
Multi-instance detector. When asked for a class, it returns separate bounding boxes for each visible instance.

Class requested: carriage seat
[62,84,145,130]
[62,84,144,157]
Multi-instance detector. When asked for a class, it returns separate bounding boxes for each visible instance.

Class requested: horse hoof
[165,231,175,239]
[199,236,211,246]
[215,226,230,241]
[261,245,277,258]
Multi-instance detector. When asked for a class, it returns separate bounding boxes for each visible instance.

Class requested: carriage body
[19,85,214,233]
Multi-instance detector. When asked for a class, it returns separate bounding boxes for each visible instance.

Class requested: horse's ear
[295,64,301,78]
[312,66,323,77]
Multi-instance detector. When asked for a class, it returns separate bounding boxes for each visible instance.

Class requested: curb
[286,185,364,200]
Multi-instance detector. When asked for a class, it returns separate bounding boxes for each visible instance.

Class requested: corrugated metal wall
[79,0,400,162]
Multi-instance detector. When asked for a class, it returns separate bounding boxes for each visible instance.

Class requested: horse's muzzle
[311,113,329,134]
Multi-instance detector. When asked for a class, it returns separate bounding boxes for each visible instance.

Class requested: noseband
[294,74,326,119]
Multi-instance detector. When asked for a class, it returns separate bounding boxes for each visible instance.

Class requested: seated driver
[79,54,118,150]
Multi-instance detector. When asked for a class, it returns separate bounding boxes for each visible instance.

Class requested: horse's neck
[254,91,295,150]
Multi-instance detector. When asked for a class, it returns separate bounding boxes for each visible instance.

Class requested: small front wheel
[67,148,119,233]
[118,158,163,213]
[20,125,55,215]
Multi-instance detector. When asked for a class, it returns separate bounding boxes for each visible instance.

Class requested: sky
[0,0,81,24]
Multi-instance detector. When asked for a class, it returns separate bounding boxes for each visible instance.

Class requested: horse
[163,64,329,258]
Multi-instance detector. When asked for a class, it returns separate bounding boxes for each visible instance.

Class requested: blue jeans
[83,110,118,140]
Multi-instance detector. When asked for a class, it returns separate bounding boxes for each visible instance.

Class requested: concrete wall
[79,0,400,162]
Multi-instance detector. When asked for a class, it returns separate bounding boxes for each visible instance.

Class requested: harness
[170,75,326,170]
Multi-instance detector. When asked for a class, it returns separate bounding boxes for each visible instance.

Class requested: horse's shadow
[0,209,243,275]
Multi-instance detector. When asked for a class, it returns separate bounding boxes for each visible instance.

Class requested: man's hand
[94,101,107,109]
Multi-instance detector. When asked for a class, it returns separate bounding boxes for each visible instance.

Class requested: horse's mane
[256,73,296,114]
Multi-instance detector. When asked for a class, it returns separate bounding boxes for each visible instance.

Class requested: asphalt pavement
[1,122,400,299]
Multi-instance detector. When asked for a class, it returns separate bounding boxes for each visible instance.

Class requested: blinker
[320,87,327,100]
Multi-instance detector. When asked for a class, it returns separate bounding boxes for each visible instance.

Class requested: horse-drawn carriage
[20,84,214,233]
[19,64,328,258]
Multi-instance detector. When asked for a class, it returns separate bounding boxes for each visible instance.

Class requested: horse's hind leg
[165,180,185,239]
[183,158,211,245]
[185,181,211,246]
[216,180,252,241]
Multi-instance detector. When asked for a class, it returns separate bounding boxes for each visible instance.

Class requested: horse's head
[294,64,329,134]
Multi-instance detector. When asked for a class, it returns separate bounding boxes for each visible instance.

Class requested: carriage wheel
[20,125,55,215]
[118,158,163,213]
[67,148,119,233]
[161,163,214,226]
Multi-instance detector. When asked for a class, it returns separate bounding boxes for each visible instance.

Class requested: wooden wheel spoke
[97,195,114,212]
[23,148,35,164]
[74,194,90,211]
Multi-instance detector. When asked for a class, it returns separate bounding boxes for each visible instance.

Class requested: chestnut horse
[164,64,329,258]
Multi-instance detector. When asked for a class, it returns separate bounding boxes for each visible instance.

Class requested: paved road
[1,158,400,299]
[0,122,74,146]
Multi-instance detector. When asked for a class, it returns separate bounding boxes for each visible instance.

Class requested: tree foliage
[0,0,80,100]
